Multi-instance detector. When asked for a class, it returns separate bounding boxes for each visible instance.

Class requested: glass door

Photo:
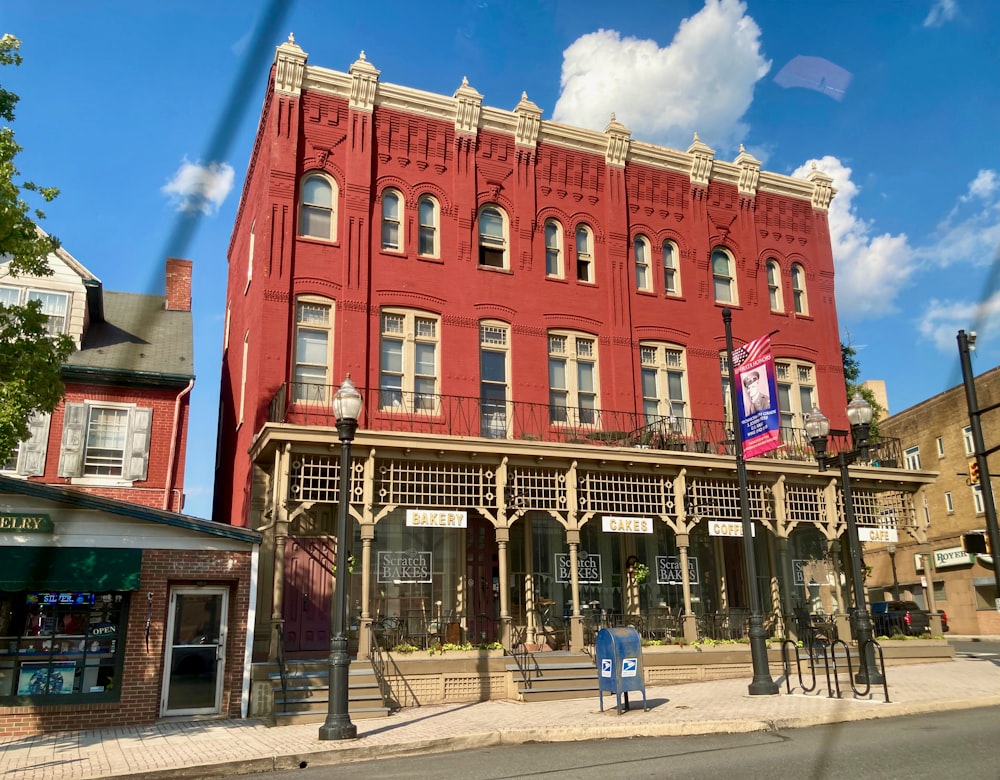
[161,587,228,716]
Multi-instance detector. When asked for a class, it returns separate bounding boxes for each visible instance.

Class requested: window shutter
[123,406,152,481]
[57,403,86,477]
[18,413,51,476]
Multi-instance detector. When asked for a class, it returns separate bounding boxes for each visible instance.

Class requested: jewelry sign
[555,551,602,584]
[655,555,699,585]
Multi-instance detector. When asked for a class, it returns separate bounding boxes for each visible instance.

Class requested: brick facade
[0,549,253,738]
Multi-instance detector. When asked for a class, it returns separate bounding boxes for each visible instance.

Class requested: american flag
[732,345,749,367]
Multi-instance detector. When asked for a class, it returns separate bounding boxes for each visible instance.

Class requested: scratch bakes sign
[655,555,699,585]
[376,551,433,583]
[555,551,602,584]
[405,509,467,528]
[0,514,52,533]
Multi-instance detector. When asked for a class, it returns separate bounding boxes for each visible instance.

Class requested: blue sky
[5,0,999,519]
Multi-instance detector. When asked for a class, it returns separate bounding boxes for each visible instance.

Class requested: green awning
[0,548,142,591]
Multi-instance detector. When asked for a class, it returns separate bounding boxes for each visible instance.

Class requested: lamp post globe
[319,375,363,741]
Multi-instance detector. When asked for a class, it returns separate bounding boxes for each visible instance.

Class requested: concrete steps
[508,653,598,703]
[261,659,392,724]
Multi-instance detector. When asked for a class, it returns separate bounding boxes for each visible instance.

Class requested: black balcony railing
[267,382,904,466]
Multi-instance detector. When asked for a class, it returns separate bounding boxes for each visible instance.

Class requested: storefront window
[0,591,127,701]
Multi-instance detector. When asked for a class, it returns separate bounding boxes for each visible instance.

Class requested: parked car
[870,600,931,636]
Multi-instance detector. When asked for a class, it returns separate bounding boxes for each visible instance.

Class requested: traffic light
[963,532,990,555]
[969,461,981,485]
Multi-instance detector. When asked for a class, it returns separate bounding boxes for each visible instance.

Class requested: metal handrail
[267,382,904,467]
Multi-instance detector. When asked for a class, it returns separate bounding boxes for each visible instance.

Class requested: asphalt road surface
[253,705,1000,780]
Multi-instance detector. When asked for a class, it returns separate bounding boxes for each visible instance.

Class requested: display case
[0,591,126,699]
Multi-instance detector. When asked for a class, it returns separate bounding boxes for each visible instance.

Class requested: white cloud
[162,158,235,216]
[964,169,998,201]
[551,0,770,153]
[924,0,958,28]
[792,156,915,320]
[926,168,1000,268]
[919,291,1000,352]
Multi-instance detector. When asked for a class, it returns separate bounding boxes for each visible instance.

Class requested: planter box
[387,649,504,662]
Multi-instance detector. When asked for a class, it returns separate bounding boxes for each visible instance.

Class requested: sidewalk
[3,656,1000,780]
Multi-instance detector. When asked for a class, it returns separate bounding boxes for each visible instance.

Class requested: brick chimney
[165,258,192,312]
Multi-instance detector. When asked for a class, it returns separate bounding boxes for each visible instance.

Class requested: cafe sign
[555,551,602,584]
[857,526,898,543]
[405,509,467,528]
[707,520,755,538]
[656,555,699,585]
[0,514,52,533]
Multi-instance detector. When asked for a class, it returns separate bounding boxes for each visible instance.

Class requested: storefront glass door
[162,587,228,716]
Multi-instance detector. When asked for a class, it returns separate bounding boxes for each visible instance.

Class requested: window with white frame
[0,286,70,335]
[936,436,944,457]
[775,360,815,438]
[640,343,687,425]
[478,206,508,268]
[381,189,403,251]
[1,412,50,477]
[712,248,737,304]
[944,491,954,513]
[974,483,985,514]
[548,332,598,425]
[545,220,563,278]
[634,236,651,291]
[964,426,974,455]
[766,259,783,312]
[292,298,333,403]
[58,402,152,482]
[245,222,255,293]
[298,173,337,241]
[380,310,439,412]
[791,263,808,314]
[418,196,439,257]
[904,445,922,470]
[480,321,509,438]
[576,225,594,283]
[239,331,248,426]
[662,240,680,295]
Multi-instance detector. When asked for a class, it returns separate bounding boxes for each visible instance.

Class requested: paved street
[3,655,1000,780]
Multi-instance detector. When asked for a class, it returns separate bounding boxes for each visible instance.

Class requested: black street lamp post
[887,544,900,601]
[722,309,779,696]
[805,393,885,685]
[318,375,363,741]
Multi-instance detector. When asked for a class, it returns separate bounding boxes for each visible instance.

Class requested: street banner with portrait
[733,335,781,458]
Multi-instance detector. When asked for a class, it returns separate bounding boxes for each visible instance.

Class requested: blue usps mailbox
[595,626,647,714]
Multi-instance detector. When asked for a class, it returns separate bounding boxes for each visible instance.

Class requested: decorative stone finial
[359,50,366,61]
[462,76,469,87]
[288,33,295,44]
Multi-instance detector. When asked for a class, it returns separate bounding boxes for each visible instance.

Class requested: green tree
[842,340,882,439]
[0,34,74,456]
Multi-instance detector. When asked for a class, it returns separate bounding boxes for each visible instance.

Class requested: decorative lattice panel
[784,483,826,524]
[846,488,916,529]
[688,478,773,522]
[288,454,364,503]
[377,460,496,507]
[443,674,506,700]
[578,470,675,516]
[508,467,567,512]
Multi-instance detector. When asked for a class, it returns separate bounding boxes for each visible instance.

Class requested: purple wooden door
[283,538,334,653]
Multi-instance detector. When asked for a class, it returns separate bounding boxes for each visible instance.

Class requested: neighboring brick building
[0,245,260,734]
[876,366,1000,635]
[215,36,931,674]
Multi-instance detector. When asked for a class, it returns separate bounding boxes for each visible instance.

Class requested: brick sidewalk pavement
[2,657,1000,780]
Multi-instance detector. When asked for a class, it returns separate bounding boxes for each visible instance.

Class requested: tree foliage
[842,340,882,439]
[0,34,74,456]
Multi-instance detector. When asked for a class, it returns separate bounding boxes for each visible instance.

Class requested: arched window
[634,236,651,291]
[478,206,508,269]
[662,240,680,295]
[576,225,594,283]
[298,173,336,241]
[792,263,808,314]
[381,189,403,251]
[711,248,736,304]
[418,196,439,257]
[766,259,783,311]
[544,220,563,277]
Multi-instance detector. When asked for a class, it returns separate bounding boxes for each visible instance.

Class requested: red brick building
[216,37,929,673]
[0,247,260,734]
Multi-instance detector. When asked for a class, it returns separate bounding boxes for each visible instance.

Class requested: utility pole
[957,330,1000,608]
